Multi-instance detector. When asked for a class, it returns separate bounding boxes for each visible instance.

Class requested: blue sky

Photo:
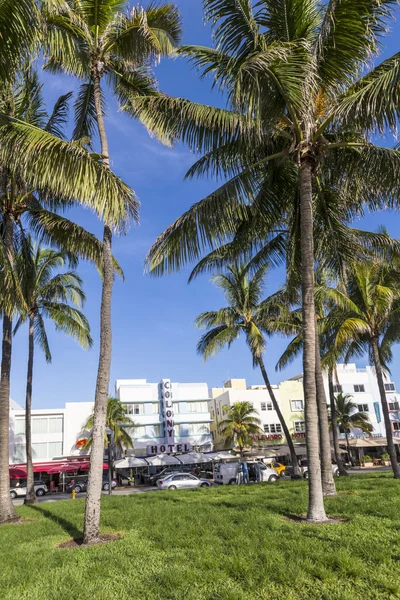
[11,1,400,409]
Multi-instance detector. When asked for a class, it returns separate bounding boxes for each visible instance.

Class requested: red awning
[9,468,27,479]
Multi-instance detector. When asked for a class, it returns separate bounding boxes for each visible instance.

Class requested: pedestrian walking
[242,461,249,484]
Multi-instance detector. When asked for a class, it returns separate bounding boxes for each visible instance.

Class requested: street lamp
[105,427,114,496]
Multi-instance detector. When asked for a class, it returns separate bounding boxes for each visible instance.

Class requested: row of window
[125,423,211,439]
[260,400,304,412]
[14,416,63,436]
[13,441,63,462]
[333,383,396,394]
[263,423,282,434]
[125,402,208,416]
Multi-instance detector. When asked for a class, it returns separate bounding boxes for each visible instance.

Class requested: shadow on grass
[29,505,82,542]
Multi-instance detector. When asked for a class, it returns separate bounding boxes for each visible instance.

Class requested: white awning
[146,454,182,466]
[176,452,212,464]
[114,457,148,468]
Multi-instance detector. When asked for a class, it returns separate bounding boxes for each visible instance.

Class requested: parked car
[148,466,195,486]
[10,480,48,499]
[68,478,117,493]
[214,461,279,485]
[286,460,339,479]
[263,461,287,476]
[157,473,211,490]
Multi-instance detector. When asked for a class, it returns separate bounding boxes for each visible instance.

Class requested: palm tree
[0,0,39,83]
[14,237,93,504]
[0,68,134,525]
[196,261,300,474]
[133,0,400,522]
[81,397,134,456]
[332,393,373,466]
[324,260,400,478]
[218,402,263,457]
[43,0,181,543]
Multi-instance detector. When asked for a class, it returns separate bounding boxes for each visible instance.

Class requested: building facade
[9,378,214,464]
[115,378,213,455]
[208,364,400,454]
[208,378,306,452]
[322,363,400,437]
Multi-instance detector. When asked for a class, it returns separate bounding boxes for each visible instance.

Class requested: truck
[213,461,279,485]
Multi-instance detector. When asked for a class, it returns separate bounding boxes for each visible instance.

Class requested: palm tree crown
[81,397,135,455]
[218,401,262,454]
[14,238,93,356]
[333,393,373,436]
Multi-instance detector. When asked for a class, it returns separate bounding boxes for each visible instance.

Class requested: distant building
[208,378,305,454]
[9,377,214,464]
[208,364,400,454]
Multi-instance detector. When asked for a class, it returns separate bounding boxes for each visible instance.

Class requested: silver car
[10,481,48,499]
[157,472,211,491]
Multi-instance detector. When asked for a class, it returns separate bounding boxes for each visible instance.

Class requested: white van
[214,461,279,485]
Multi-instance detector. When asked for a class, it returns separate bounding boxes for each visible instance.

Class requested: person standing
[242,461,249,484]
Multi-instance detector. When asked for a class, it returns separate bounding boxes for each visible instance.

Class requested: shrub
[381,453,390,462]
[362,455,372,463]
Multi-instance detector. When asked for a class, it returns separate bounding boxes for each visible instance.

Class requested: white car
[157,473,211,490]
[10,480,48,499]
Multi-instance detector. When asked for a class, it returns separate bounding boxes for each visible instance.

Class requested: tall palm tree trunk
[83,72,113,544]
[315,329,336,496]
[258,356,300,476]
[299,161,327,522]
[344,431,353,466]
[328,370,347,475]
[0,215,19,523]
[371,337,400,478]
[24,316,37,505]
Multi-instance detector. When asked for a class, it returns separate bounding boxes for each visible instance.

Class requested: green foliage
[362,455,372,463]
[81,397,135,454]
[218,400,262,452]
[334,393,373,436]
[14,237,93,361]
[381,453,390,462]
[2,475,400,599]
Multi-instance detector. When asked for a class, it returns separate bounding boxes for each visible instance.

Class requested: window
[152,403,160,414]
[179,423,210,435]
[125,404,144,415]
[353,384,365,393]
[389,402,400,411]
[172,402,180,414]
[295,421,306,433]
[357,404,369,412]
[267,402,273,411]
[32,442,47,459]
[290,400,304,412]
[48,416,63,434]
[270,423,282,434]
[385,383,396,392]
[32,418,48,435]
[264,424,269,433]
[152,425,162,437]
[13,444,26,462]
[394,422,400,431]
[130,426,146,439]
[186,401,208,413]
[14,419,25,435]
[48,442,63,457]
[261,402,267,411]
[333,384,342,393]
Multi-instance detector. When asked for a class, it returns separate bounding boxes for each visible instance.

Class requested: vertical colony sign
[162,378,175,446]
[147,378,190,455]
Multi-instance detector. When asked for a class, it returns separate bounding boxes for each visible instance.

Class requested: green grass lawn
[2,474,400,600]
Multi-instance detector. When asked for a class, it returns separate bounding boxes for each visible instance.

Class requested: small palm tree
[219,402,262,457]
[333,393,373,467]
[196,261,300,474]
[14,237,93,504]
[324,260,400,478]
[81,397,135,456]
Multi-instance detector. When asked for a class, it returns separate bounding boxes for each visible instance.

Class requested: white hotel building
[9,378,213,464]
